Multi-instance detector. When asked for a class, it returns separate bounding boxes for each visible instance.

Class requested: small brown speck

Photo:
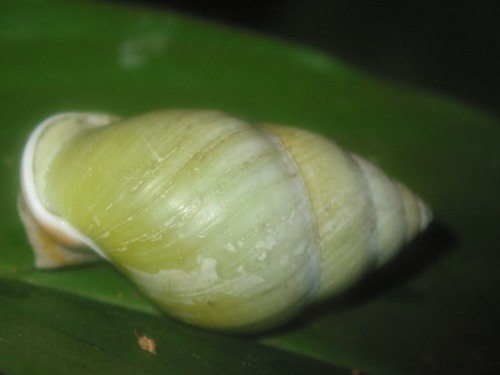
[135,330,157,355]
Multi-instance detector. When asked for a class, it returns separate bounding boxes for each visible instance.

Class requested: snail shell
[19,110,431,333]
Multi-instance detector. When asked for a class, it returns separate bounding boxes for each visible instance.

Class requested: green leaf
[1,1,499,374]
[0,279,341,375]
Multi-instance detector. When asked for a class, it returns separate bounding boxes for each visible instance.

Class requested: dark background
[113,0,499,117]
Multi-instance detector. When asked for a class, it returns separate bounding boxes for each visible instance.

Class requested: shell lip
[20,112,118,261]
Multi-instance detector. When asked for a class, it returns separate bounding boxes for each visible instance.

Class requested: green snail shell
[19,110,432,333]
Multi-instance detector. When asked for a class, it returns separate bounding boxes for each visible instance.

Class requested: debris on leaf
[135,330,157,355]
